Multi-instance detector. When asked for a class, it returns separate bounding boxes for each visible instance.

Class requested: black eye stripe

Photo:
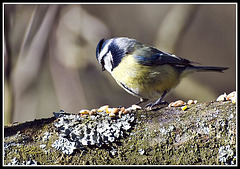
[98,38,105,53]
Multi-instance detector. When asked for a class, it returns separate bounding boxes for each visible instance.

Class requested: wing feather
[133,46,192,67]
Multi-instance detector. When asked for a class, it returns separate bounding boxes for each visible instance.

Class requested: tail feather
[180,66,228,78]
[193,66,229,73]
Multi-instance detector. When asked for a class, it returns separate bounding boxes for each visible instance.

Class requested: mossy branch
[4,100,236,165]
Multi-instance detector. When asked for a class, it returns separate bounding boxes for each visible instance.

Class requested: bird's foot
[144,90,169,110]
[144,100,168,110]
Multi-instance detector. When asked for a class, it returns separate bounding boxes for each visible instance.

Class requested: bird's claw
[144,100,168,110]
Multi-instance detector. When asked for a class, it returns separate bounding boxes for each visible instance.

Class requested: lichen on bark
[4,100,236,165]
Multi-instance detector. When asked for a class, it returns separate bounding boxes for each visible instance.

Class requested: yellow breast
[111,55,180,99]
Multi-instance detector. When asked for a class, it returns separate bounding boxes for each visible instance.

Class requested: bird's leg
[144,91,168,110]
[135,98,148,105]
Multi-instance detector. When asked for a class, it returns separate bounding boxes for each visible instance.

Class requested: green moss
[4,101,236,165]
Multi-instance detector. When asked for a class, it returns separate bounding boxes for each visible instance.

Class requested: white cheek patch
[104,51,114,72]
[99,39,113,61]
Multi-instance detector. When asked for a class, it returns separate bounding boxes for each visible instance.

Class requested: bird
[95,37,228,110]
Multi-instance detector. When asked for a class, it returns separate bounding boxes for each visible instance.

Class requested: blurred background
[4,4,236,124]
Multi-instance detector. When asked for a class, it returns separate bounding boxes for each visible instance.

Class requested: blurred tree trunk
[4,4,111,124]
[155,4,198,52]
[11,5,59,122]
[48,5,88,113]
[4,5,59,124]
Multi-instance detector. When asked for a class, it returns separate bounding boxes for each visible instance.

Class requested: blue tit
[96,37,228,109]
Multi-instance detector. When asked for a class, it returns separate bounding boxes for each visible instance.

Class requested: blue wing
[133,46,192,67]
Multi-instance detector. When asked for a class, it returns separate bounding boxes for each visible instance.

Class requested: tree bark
[4,100,236,165]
